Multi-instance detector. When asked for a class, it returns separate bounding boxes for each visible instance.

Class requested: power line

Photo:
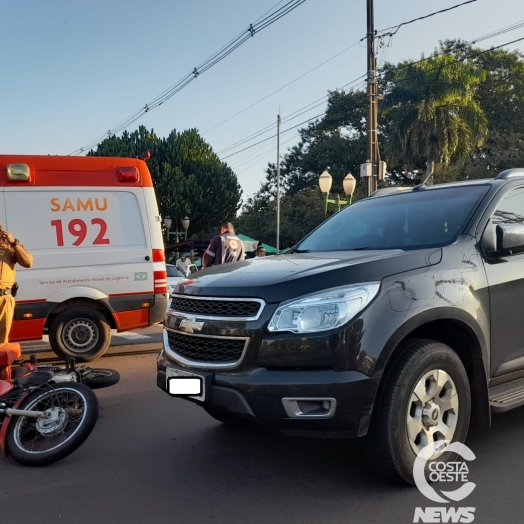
[231,133,296,170]
[83,0,461,157]
[254,0,287,23]
[221,111,326,160]
[377,35,524,85]
[216,94,341,155]
[218,96,351,157]
[217,77,367,157]
[375,0,478,38]
[222,33,524,163]
[144,0,306,104]
[236,134,298,175]
[375,24,524,82]
[472,20,524,44]
[216,76,367,155]
[229,142,278,169]
[69,0,307,155]
[203,41,363,134]
[216,18,519,161]
[227,122,306,168]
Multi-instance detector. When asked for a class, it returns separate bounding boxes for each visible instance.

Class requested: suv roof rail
[495,168,524,179]
[369,186,413,197]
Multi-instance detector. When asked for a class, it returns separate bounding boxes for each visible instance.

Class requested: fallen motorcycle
[0,343,118,466]
[25,360,121,390]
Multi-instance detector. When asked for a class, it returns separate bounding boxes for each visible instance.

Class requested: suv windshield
[296,185,489,252]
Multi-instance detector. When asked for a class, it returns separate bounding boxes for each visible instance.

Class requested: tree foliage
[87,40,524,245]
[238,39,524,229]
[382,54,487,179]
[88,125,242,237]
[235,188,327,248]
[440,40,524,134]
[256,90,368,199]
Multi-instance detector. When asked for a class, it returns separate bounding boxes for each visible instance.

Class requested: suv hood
[175,249,442,303]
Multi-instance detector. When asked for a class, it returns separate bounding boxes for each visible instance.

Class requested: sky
[2,0,524,206]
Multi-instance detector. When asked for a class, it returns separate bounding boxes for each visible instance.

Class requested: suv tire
[373,338,471,484]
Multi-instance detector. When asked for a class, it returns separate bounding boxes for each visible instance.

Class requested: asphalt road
[1,345,524,523]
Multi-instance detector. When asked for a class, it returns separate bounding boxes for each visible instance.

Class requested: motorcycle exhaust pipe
[5,408,51,418]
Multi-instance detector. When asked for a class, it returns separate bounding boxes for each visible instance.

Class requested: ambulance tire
[49,306,112,362]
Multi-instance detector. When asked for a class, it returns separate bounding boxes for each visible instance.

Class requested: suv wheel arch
[371,314,490,433]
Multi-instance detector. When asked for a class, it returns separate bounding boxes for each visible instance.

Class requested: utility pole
[276,110,281,254]
[366,0,379,196]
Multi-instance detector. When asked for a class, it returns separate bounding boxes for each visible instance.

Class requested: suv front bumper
[157,351,380,438]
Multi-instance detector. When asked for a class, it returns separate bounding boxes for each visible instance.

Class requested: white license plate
[166,367,205,401]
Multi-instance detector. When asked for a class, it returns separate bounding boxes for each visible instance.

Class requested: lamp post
[318,171,356,215]
[163,216,190,243]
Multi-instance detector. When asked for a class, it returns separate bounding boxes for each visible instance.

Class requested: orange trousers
[0,295,15,344]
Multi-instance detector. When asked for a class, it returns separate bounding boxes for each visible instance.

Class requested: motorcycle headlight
[267,283,380,334]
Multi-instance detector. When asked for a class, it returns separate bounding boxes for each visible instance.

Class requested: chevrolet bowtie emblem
[178,318,204,334]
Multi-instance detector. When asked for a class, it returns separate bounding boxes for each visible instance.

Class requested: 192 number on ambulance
[51,218,110,247]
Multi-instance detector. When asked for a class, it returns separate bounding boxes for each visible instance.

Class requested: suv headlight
[267,283,380,334]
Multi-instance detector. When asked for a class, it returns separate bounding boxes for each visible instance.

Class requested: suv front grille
[167,331,247,365]
[170,296,262,319]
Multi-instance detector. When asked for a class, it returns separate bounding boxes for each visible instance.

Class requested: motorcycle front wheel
[80,368,120,390]
[5,382,99,466]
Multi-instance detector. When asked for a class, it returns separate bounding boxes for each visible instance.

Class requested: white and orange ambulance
[0,155,169,361]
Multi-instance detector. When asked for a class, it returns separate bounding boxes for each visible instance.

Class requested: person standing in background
[202,223,245,268]
[0,225,33,343]
[176,254,192,276]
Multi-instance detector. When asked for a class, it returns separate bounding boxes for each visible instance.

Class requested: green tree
[236,187,327,248]
[88,126,242,237]
[382,54,487,181]
[239,42,524,223]
[464,131,524,179]
[279,188,328,246]
[440,39,524,135]
[257,90,369,203]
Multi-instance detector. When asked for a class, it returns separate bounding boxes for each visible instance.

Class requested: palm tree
[383,54,487,182]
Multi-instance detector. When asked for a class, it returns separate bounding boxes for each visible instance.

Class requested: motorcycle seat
[10,366,30,380]
[0,343,22,367]
[15,371,53,387]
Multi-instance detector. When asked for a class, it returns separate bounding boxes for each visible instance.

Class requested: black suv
[157,169,524,483]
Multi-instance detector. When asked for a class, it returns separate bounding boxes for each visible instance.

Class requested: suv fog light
[282,397,337,419]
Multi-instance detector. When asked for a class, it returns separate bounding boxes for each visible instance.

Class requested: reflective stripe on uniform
[205,249,216,258]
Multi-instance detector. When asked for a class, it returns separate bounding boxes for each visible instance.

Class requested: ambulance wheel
[49,306,112,362]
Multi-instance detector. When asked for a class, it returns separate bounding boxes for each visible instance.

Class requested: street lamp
[343,174,356,202]
[319,170,332,194]
[163,216,190,243]
[318,171,356,214]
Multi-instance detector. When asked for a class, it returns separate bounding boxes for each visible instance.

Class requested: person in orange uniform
[0,225,33,343]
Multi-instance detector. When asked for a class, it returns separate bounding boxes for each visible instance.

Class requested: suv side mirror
[496,224,524,255]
